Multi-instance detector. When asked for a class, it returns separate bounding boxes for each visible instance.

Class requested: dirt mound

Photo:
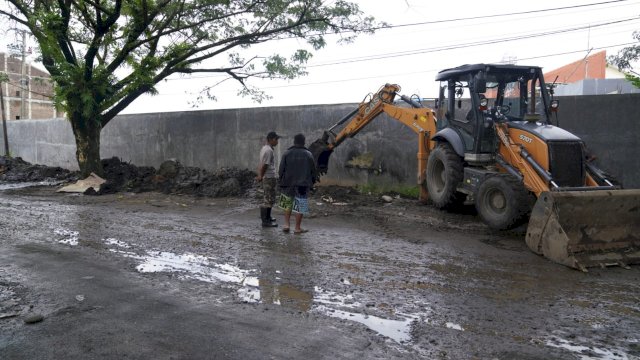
[97,158,256,197]
[0,156,77,182]
[0,156,257,198]
[152,160,255,197]
[99,157,157,194]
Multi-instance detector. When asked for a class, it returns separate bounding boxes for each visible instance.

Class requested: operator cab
[436,64,558,163]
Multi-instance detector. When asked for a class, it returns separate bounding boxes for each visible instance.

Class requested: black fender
[432,128,464,157]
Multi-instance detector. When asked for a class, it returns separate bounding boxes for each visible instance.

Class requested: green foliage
[355,183,420,199]
[609,31,640,88]
[2,0,379,122]
[0,72,8,83]
[625,74,640,88]
[0,0,379,174]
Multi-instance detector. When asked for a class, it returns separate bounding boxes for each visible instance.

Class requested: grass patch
[355,183,420,199]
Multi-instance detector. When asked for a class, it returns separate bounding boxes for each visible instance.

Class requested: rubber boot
[267,207,277,226]
[261,208,277,227]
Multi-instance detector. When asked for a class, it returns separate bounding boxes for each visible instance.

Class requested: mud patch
[545,335,635,360]
[54,228,80,246]
[0,281,25,320]
[99,237,431,344]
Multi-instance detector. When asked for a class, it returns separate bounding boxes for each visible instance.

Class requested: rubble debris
[57,173,106,193]
[24,314,44,324]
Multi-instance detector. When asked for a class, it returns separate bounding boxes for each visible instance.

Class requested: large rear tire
[426,143,466,210]
[475,174,533,230]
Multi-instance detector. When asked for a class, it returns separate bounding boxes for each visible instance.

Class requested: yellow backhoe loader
[309,64,640,271]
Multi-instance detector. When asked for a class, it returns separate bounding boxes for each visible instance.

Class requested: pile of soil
[0,156,77,183]
[99,157,157,194]
[0,156,257,198]
[149,159,255,197]
[98,157,257,197]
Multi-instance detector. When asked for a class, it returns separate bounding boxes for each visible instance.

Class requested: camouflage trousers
[261,177,277,208]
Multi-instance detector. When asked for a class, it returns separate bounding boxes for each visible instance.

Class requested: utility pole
[0,80,9,156]
[20,30,27,119]
[8,29,30,120]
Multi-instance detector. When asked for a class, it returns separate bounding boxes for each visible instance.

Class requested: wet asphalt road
[0,186,639,359]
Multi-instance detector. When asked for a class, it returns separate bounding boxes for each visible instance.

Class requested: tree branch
[105,0,172,73]
[0,9,29,26]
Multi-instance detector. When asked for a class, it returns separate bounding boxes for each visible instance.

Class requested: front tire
[426,143,466,210]
[475,174,533,230]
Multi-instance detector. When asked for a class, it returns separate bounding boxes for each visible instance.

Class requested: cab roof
[435,64,543,81]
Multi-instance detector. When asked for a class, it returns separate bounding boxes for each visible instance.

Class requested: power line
[152,41,638,95]
[307,17,638,67]
[259,42,639,89]
[371,0,634,30]
[163,17,638,82]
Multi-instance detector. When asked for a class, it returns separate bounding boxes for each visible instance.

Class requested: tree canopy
[0,0,378,176]
[609,31,640,88]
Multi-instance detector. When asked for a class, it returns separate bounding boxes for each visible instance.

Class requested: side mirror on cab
[473,73,487,93]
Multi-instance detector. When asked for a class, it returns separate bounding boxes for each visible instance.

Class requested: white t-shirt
[259,145,277,178]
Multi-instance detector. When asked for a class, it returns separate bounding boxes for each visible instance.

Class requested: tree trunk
[70,113,103,178]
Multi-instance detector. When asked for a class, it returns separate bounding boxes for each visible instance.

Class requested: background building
[1,52,62,120]
[544,51,640,96]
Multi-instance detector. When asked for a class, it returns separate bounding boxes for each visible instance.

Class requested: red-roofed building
[543,50,639,95]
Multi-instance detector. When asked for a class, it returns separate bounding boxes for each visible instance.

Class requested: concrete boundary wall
[2,94,639,188]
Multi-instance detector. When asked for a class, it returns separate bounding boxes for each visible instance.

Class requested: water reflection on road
[95,234,427,343]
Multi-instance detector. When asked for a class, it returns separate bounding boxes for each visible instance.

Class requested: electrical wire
[161,16,638,82]
[306,17,639,68]
[371,0,635,30]
[150,41,638,95]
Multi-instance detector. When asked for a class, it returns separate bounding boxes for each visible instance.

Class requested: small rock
[24,314,44,324]
[381,195,393,203]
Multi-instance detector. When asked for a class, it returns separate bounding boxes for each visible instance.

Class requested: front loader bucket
[526,189,640,271]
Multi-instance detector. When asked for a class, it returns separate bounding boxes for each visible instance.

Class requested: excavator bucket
[526,189,640,271]
[308,136,333,175]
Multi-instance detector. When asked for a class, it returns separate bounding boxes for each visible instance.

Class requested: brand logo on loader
[519,134,533,143]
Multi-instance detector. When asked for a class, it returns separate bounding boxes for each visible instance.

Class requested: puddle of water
[0,180,62,191]
[313,286,427,344]
[54,228,79,246]
[445,322,464,331]
[256,279,314,311]
[102,238,131,248]
[130,251,260,287]
[546,337,632,360]
[314,304,417,343]
[100,239,429,344]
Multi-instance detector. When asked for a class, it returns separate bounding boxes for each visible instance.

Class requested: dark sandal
[282,228,290,233]
[294,229,308,234]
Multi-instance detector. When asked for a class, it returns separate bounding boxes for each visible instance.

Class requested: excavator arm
[309,84,438,201]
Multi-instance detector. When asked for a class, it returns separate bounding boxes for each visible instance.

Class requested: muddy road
[0,185,638,359]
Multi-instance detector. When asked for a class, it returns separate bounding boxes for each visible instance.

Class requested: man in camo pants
[256,131,280,227]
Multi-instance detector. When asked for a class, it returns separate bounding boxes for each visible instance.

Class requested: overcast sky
[3,0,640,114]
